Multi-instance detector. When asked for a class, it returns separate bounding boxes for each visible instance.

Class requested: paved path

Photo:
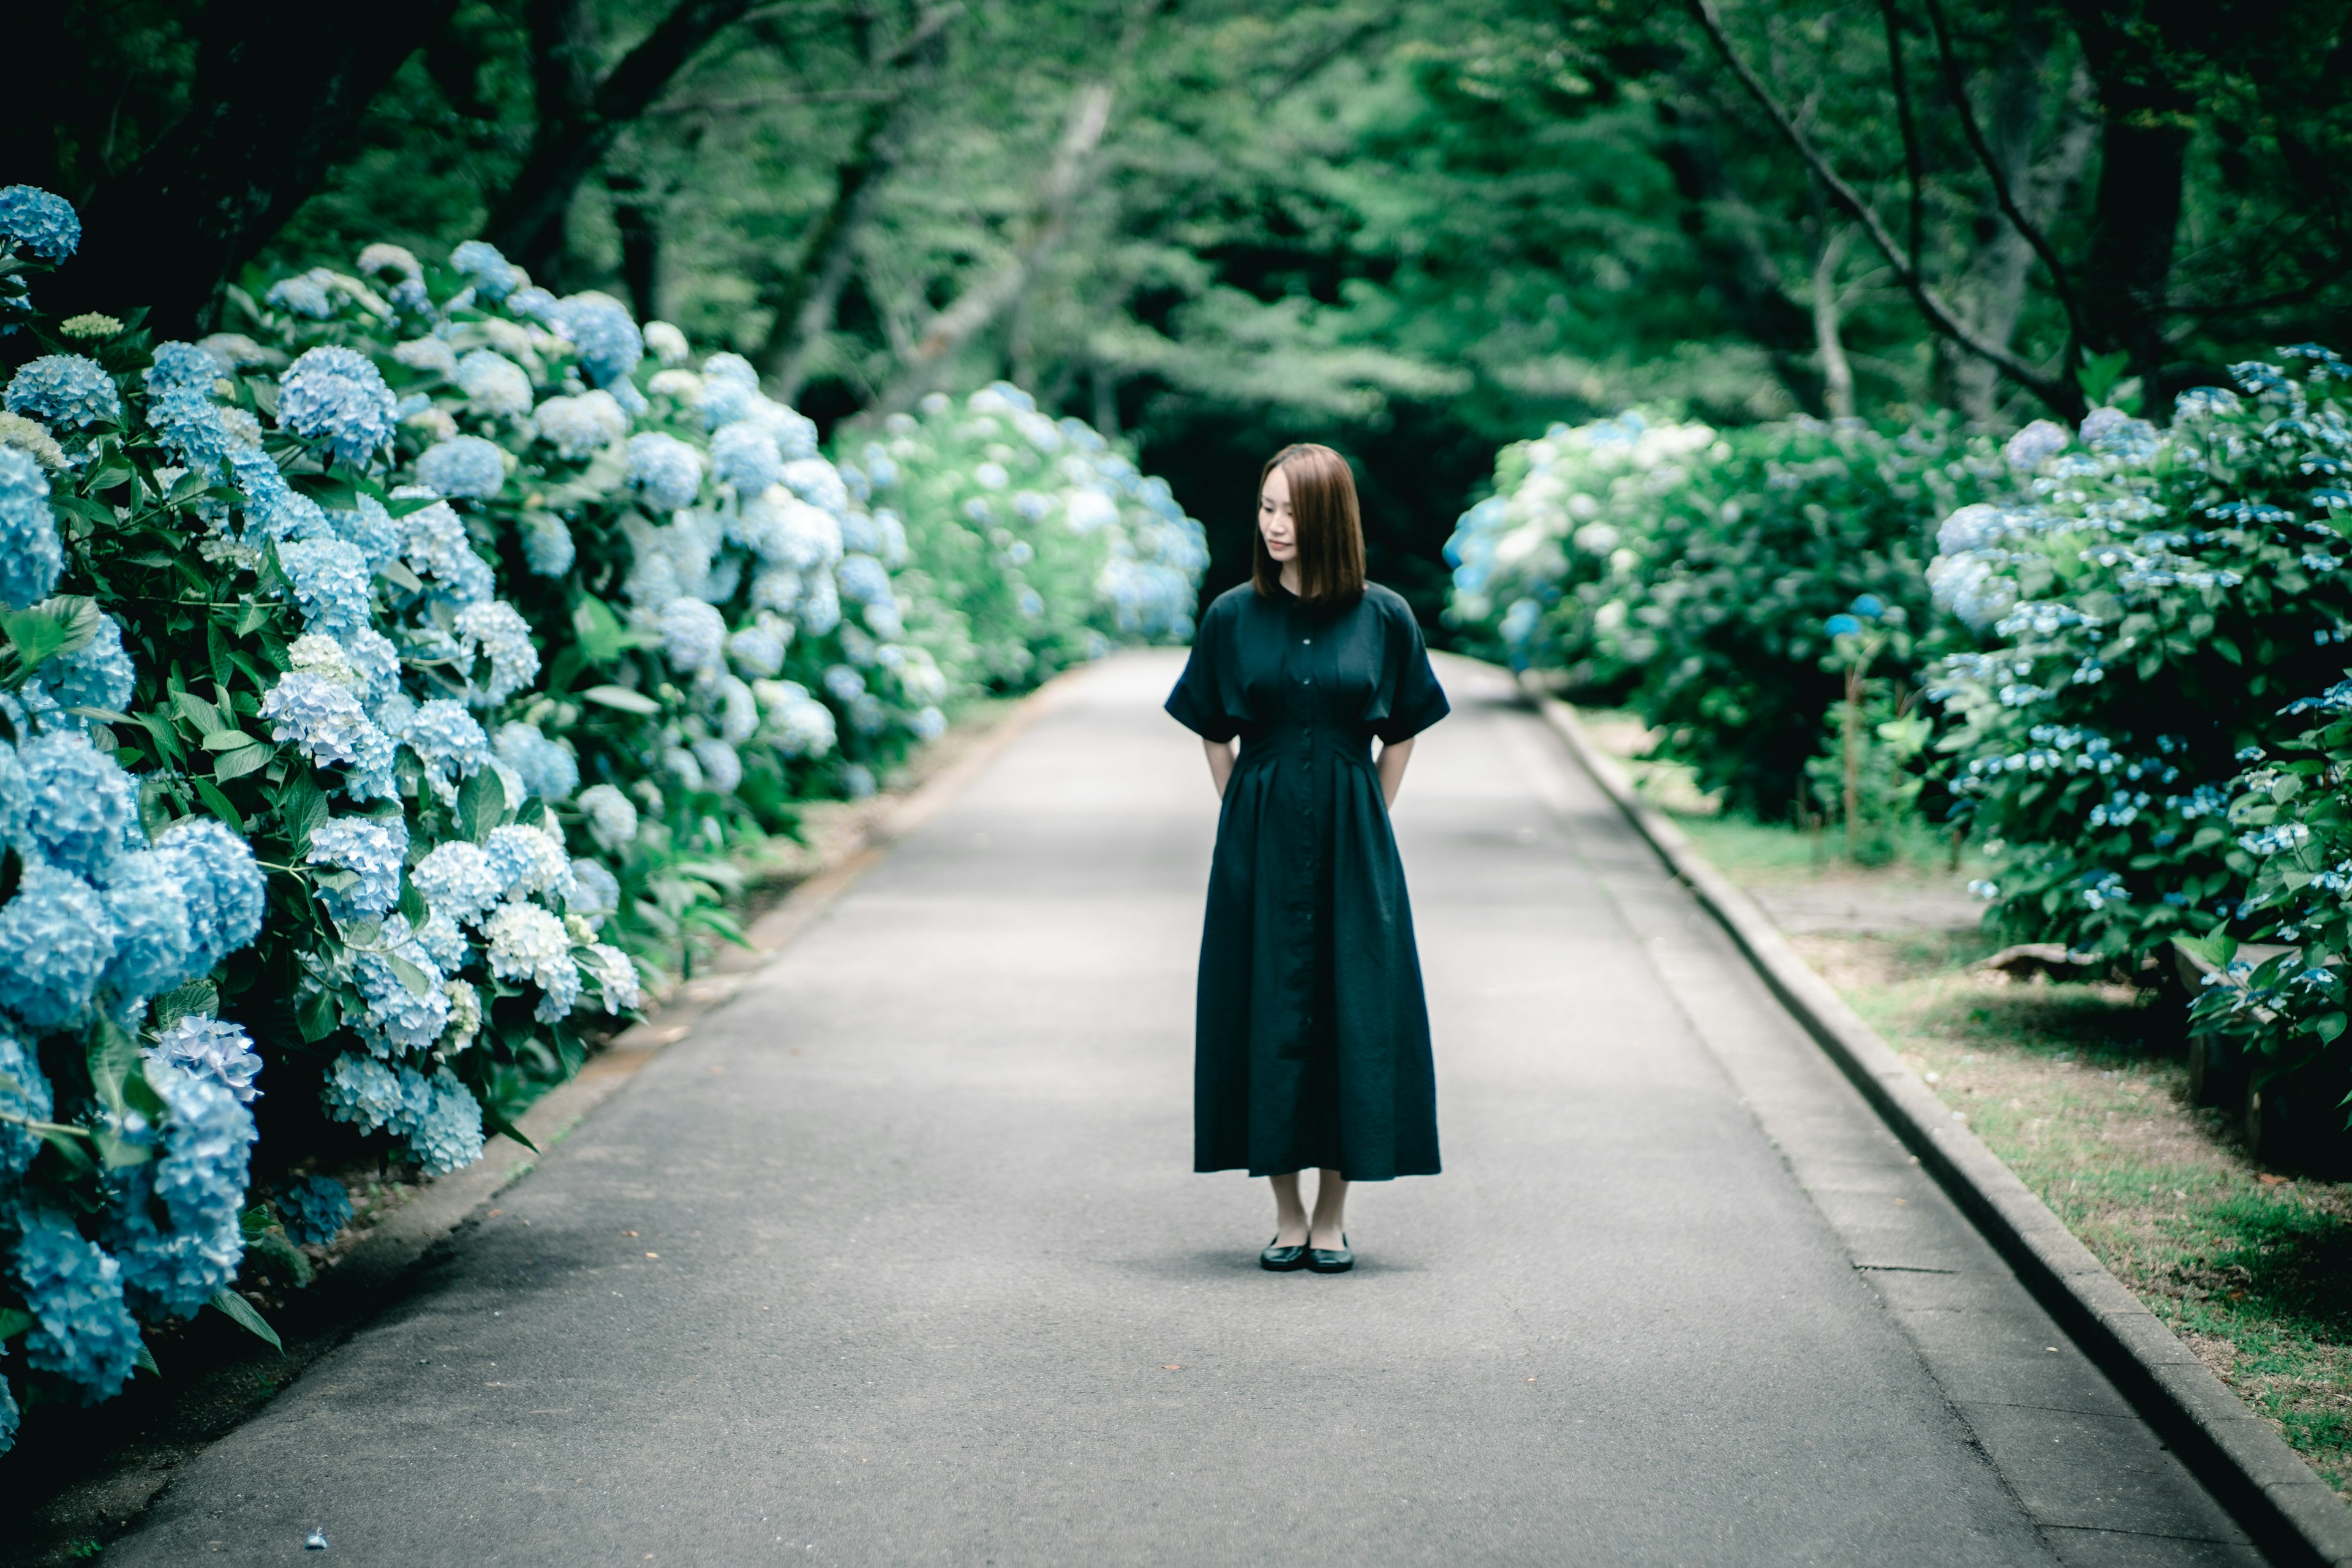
[113,652,2260,1566]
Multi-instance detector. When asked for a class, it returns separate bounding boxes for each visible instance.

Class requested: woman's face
[1259,464,1298,562]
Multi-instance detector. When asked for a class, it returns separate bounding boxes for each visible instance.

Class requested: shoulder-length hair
[1253,443,1366,606]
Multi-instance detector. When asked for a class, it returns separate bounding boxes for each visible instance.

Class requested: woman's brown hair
[1253,443,1366,606]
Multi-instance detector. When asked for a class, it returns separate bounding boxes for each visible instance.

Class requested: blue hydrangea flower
[146,341,219,398]
[260,671,377,771]
[399,500,495,608]
[628,432,703,510]
[0,1026,55,1182]
[837,552,892,606]
[99,850,195,998]
[453,351,532,418]
[0,186,80,260]
[399,698,490,804]
[1824,612,1863,638]
[484,824,573,901]
[326,496,402,576]
[453,600,539,704]
[567,858,620,927]
[710,421,782,495]
[576,784,638,851]
[484,903,576,1016]
[349,915,450,1056]
[409,1069,485,1175]
[306,815,408,924]
[37,612,135,714]
[340,626,401,708]
[531,391,630,460]
[782,458,850,518]
[278,347,398,466]
[494,722,578,802]
[690,738,742,794]
[728,621,788,679]
[718,676,759,745]
[105,1059,257,1319]
[822,665,866,704]
[450,241,522,300]
[18,729,138,877]
[584,943,641,1013]
[521,511,576,576]
[0,862,117,1027]
[552,295,642,387]
[145,377,235,469]
[660,597,726,674]
[276,1173,351,1247]
[14,1204,141,1404]
[264,270,336,320]
[320,1053,434,1135]
[6,355,121,430]
[0,445,64,610]
[413,840,504,925]
[153,817,266,976]
[146,1016,263,1106]
[417,435,508,500]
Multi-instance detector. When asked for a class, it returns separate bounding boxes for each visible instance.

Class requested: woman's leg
[1309,1169,1348,1249]
[1269,1172,1309,1245]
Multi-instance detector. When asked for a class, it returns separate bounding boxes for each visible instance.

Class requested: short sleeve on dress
[1373,601,1450,744]
[1164,617,1239,742]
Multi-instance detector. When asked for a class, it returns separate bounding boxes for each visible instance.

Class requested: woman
[1164,443,1449,1275]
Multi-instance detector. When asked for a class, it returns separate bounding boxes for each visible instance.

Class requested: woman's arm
[1376,736,1415,808]
[1203,737,1237,798]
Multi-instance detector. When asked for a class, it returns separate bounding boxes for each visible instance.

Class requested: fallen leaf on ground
[1163,1365,1182,1371]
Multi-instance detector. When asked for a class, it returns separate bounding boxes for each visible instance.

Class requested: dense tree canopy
[9,0,2350,625]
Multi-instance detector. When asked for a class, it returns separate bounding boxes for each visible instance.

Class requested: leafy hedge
[1446,413,1992,815]
[0,189,1204,1447]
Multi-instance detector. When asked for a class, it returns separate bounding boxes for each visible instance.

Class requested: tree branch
[1919,0,2088,361]
[1875,0,1925,273]
[1683,0,2076,414]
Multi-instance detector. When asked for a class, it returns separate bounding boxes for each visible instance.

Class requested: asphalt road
[108,650,2260,1566]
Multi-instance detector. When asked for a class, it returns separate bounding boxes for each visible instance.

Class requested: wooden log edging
[1523,681,2352,1568]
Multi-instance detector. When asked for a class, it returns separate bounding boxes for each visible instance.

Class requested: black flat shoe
[1260,1237,1311,1272]
[1307,1234,1354,1273]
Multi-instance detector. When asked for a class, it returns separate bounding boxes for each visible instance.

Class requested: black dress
[1164,580,1450,1180]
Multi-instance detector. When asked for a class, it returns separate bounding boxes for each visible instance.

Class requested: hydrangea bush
[0,194,1206,1444]
[1924,353,2352,962]
[1446,413,1994,815]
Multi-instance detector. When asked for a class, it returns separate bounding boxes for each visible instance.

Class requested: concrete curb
[1524,682,2352,1568]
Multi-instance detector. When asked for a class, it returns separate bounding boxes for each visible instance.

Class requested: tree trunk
[1812,230,1856,420]
[43,0,460,334]
[483,0,755,279]
[608,171,662,324]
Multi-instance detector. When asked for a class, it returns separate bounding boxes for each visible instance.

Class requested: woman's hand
[1376,736,1415,808]
[1203,736,1237,798]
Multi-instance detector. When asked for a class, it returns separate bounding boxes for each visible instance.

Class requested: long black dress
[1164,579,1450,1180]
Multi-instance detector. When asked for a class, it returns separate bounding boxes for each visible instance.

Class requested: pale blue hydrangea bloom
[0,445,64,609]
[399,500,495,608]
[710,421,782,495]
[145,341,219,398]
[760,680,837,758]
[494,722,578,801]
[146,1016,263,1106]
[417,435,508,499]
[320,1053,434,1135]
[276,537,372,640]
[662,744,704,792]
[350,914,450,1057]
[823,664,867,704]
[728,620,788,679]
[410,1069,485,1175]
[453,350,532,418]
[0,1027,54,1182]
[567,859,620,927]
[801,573,842,636]
[532,390,630,459]
[0,185,81,260]
[520,511,576,576]
[399,698,491,804]
[2003,420,2070,472]
[781,458,849,519]
[279,347,398,466]
[576,783,638,851]
[263,270,336,320]
[259,672,378,772]
[393,336,459,378]
[661,597,726,673]
[552,295,642,387]
[843,763,876,799]
[105,1058,256,1318]
[329,496,404,575]
[151,818,264,976]
[39,613,135,713]
[413,840,504,924]
[628,432,703,510]
[718,676,759,745]
[584,943,642,1013]
[98,850,194,998]
[450,241,521,300]
[0,1374,16,1455]
[18,729,138,877]
[306,815,408,924]
[486,902,579,1021]
[276,1174,350,1248]
[691,738,743,794]
[0,863,117,1027]
[145,361,236,469]
[453,600,539,704]
[836,552,892,606]
[485,824,575,900]
[7,354,121,429]
[14,1204,141,1404]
